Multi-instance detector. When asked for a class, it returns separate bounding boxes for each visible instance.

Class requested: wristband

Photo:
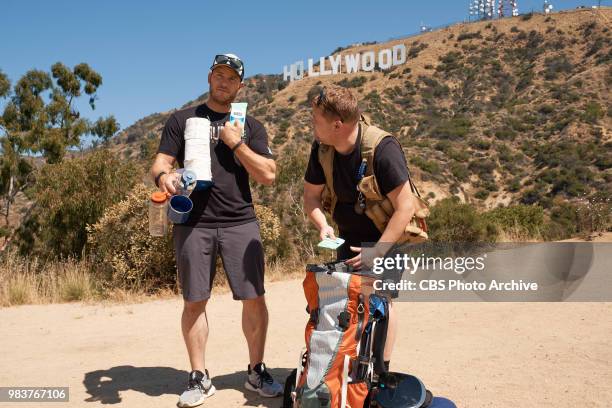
[231,140,244,152]
[154,171,167,188]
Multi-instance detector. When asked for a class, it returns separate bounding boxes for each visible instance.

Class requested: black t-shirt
[304,127,410,246]
[157,103,272,228]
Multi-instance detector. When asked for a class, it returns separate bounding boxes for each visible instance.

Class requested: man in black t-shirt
[150,54,282,407]
[303,85,419,372]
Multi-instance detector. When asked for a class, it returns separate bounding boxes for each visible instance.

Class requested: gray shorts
[173,220,265,302]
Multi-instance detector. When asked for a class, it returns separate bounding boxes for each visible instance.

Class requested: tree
[0,63,119,247]
[16,149,139,258]
[0,69,36,233]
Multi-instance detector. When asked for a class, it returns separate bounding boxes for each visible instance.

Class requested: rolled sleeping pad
[184,117,214,191]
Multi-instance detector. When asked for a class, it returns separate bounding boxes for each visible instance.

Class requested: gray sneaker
[177,369,216,407]
[244,363,283,397]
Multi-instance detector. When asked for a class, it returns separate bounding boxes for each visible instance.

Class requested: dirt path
[1,275,611,407]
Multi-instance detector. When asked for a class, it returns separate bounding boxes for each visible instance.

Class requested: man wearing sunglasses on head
[303,85,421,373]
[150,53,282,407]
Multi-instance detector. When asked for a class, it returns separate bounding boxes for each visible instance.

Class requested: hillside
[106,8,612,251]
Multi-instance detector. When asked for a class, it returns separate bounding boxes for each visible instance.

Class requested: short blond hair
[311,85,360,123]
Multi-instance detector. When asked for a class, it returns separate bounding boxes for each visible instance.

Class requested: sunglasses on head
[317,87,344,122]
[213,54,244,71]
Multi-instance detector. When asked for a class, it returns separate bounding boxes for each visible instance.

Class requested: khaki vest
[318,115,429,244]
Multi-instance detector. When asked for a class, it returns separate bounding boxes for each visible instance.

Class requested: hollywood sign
[283,44,407,82]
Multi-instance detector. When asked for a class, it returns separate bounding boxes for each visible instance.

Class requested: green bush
[583,101,604,124]
[431,116,471,140]
[468,159,496,177]
[485,205,545,238]
[546,202,580,239]
[520,188,543,205]
[411,156,440,175]
[539,104,555,115]
[494,128,517,141]
[474,189,489,200]
[427,197,498,243]
[419,76,450,99]
[551,169,591,197]
[544,55,573,80]
[516,70,534,91]
[434,140,451,152]
[408,43,428,58]
[276,108,295,120]
[18,149,139,258]
[139,137,158,161]
[336,76,367,88]
[450,162,469,181]
[447,148,470,162]
[594,153,611,171]
[436,52,463,73]
[364,90,381,103]
[278,120,290,132]
[496,144,513,163]
[508,177,521,192]
[468,138,491,150]
[482,180,498,192]
[457,31,482,41]
[272,132,288,146]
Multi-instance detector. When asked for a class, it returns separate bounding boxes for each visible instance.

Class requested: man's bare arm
[378,180,417,244]
[221,121,275,185]
[233,145,276,185]
[150,152,179,194]
[304,181,336,240]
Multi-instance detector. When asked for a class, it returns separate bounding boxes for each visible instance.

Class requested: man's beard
[210,88,236,105]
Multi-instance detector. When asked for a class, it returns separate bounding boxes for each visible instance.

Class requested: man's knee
[183,299,208,315]
[242,295,267,313]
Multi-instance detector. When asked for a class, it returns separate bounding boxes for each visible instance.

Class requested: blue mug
[167,195,193,224]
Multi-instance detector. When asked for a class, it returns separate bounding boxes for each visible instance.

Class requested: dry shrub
[0,250,95,306]
[58,267,93,302]
[254,204,281,257]
[87,183,175,292]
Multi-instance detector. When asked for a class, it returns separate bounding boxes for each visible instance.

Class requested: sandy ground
[0,273,611,408]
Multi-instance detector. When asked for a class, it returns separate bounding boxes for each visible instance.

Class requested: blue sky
[0,0,606,136]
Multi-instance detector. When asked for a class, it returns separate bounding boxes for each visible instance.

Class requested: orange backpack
[286,262,387,408]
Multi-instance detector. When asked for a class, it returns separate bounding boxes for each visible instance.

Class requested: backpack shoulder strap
[360,115,423,196]
[360,114,391,178]
[317,142,334,188]
[317,142,337,216]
